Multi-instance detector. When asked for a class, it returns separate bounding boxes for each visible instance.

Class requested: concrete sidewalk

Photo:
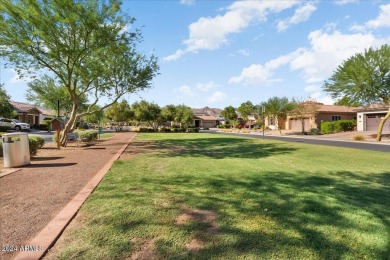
[0,132,136,260]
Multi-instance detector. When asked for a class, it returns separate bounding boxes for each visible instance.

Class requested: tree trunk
[376,108,390,142]
[59,103,79,146]
[301,118,305,134]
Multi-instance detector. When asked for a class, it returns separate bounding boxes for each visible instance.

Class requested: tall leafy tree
[26,75,88,116]
[132,100,161,131]
[0,0,159,145]
[323,44,389,141]
[237,101,255,128]
[0,84,15,118]
[106,100,132,123]
[221,106,237,126]
[161,105,177,124]
[174,105,194,128]
[264,96,295,134]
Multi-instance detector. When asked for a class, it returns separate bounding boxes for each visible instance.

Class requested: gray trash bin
[2,132,30,167]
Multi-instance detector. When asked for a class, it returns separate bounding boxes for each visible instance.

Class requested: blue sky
[1,0,389,109]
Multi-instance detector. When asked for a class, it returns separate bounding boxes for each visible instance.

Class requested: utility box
[2,132,30,168]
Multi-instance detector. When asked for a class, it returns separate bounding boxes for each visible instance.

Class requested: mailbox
[51,118,63,131]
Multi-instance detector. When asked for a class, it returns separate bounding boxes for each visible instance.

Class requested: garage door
[366,114,390,133]
[289,118,310,131]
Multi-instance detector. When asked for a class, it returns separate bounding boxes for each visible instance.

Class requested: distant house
[193,107,222,128]
[10,101,57,127]
[354,103,390,134]
[285,103,356,131]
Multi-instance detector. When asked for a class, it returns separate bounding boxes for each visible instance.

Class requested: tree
[161,105,177,125]
[237,101,255,128]
[264,96,295,134]
[290,98,319,133]
[334,96,362,107]
[323,44,389,141]
[132,101,161,131]
[106,100,132,123]
[26,75,88,116]
[0,0,159,145]
[221,106,237,126]
[174,105,194,128]
[0,84,15,118]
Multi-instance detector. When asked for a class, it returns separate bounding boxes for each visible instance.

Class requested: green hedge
[321,120,356,134]
[0,126,12,132]
[76,130,98,141]
[0,136,44,157]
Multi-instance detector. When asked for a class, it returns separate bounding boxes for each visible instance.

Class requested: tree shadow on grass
[143,170,390,259]
[126,137,298,159]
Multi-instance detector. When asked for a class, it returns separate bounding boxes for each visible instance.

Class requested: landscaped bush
[0,126,12,132]
[187,128,200,133]
[321,121,334,134]
[333,120,356,132]
[76,130,98,141]
[321,120,356,134]
[29,136,45,148]
[28,137,40,156]
[353,134,365,141]
[310,128,322,135]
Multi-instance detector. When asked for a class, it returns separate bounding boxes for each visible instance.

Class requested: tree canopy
[221,106,237,124]
[264,96,295,134]
[323,44,390,141]
[237,101,254,120]
[0,0,159,145]
[0,84,15,118]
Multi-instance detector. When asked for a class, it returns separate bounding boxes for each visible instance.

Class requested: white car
[0,118,30,131]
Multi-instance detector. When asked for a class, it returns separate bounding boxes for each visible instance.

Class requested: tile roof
[317,104,356,113]
[10,101,42,113]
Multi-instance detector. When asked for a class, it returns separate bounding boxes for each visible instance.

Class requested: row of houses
[192,103,390,134]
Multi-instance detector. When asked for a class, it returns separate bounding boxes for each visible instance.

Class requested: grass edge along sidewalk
[45,133,389,259]
[13,133,137,260]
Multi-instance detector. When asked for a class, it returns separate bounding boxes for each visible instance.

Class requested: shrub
[334,120,356,132]
[0,142,2,157]
[76,130,98,141]
[187,128,200,133]
[321,122,334,134]
[310,128,321,135]
[0,126,12,132]
[28,137,40,156]
[29,136,45,148]
[38,124,49,131]
[353,135,365,141]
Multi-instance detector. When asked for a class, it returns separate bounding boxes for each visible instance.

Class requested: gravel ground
[0,132,135,260]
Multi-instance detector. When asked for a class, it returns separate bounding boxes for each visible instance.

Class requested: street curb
[13,133,137,260]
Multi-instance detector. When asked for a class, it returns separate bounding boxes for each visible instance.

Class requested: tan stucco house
[355,103,390,133]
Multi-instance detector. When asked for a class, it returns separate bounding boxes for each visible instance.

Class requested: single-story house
[10,101,57,127]
[193,107,222,128]
[260,102,356,132]
[354,103,390,133]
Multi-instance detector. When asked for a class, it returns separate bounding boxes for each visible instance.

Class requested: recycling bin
[2,132,30,167]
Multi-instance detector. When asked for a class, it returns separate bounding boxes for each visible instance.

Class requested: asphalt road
[206,131,390,153]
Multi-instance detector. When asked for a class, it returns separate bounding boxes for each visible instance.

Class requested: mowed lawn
[47,133,390,259]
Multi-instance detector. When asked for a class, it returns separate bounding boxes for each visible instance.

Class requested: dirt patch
[185,238,204,252]
[128,238,158,260]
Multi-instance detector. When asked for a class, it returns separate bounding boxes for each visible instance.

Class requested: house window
[331,116,341,121]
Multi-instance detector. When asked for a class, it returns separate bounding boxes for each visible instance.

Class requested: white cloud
[289,29,385,83]
[264,49,303,70]
[277,3,317,32]
[238,49,250,56]
[334,0,358,6]
[178,85,196,96]
[180,0,194,5]
[197,81,218,92]
[350,4,390,32]
[316,95,335,105]
[207,91,227,103]
[229,64,280,86]
[304,85,321,92]
[164,0,299,61]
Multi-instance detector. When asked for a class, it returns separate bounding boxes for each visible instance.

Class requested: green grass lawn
[48,133,390,259]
